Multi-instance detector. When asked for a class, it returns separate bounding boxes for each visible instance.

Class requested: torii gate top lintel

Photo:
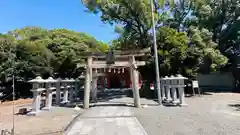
[80,47,151,58]
[77,48,151,69]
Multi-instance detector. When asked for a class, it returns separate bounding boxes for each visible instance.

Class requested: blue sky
[0,0,118,43]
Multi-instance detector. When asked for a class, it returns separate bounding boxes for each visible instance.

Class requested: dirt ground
[0,99,83,135]
[0,98,32,123]
[0,98,32,106]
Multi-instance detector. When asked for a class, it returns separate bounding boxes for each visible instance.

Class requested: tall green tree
[11,27,108,78]
[140,27,227,80]
[0,27,108,99]
[83,0,228,79]
[186,0,240,88]
[0,34,16,83]
[82,0,164,49]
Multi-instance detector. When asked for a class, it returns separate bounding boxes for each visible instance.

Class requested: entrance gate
[77,48,150,109]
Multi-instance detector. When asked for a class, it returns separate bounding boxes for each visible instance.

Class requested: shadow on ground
[15,110,31,115]
[200,87,240,93]
[60,89,160,108]
[185,92,213,97]
[89,103,135,108]
[97,90,131,101]
[228,104,240,111]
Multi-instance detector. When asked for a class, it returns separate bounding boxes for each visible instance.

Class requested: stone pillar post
[179,87,187,106]
[165,76,172,102]
[84,56,92,109]
[45,83,52,110]
[62,79,69,103]
[99,76,105,91]
[56,78,61,106]
[69,78,75,102]
[91,69,98,101]
[171,87,178,103]
[92,78,98,101]
[160,78,166,100]
[129,56,141,108]
[63,87,69,103]
[170,75,178,104]
[75,79,79,100]
[169,76,177,104]
[90,69,97,101]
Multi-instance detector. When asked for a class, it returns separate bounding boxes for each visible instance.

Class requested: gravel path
[132,93,240,135]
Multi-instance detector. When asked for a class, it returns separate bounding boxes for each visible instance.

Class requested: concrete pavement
[64,106,148,135]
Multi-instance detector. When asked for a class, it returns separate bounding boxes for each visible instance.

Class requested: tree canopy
[83,0,231,80]
[0,27,108,98]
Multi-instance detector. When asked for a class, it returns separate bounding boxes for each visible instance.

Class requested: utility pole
[11,34,20,135]
[11,37,16,135]
[150,0,162,104]
[12,71,15,135]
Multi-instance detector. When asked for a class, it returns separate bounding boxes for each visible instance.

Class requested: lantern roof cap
[69,78,75,82]
[164,76,172,79]
[45,77,57,83]
[62,78,72,82]
[79,74,85,79]
[62,78,75,82]
[56,78,62,81]
[28,76,46,83]
[174,74,188,79]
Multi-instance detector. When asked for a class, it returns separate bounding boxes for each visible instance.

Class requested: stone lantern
[44,77,56,110]
[175,74,188,106]
[28,76,46,115]
[55,78,62,106]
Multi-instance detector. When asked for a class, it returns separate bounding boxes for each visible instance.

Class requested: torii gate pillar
[83,56,92,109]
[129,56,141,108]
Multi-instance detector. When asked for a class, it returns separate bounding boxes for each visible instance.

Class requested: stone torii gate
[78,48,150,109]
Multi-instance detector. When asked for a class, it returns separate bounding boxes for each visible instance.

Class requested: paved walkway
[65,106,148,135]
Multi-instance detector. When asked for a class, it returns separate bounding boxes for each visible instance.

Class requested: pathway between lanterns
[64,106,148,135]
